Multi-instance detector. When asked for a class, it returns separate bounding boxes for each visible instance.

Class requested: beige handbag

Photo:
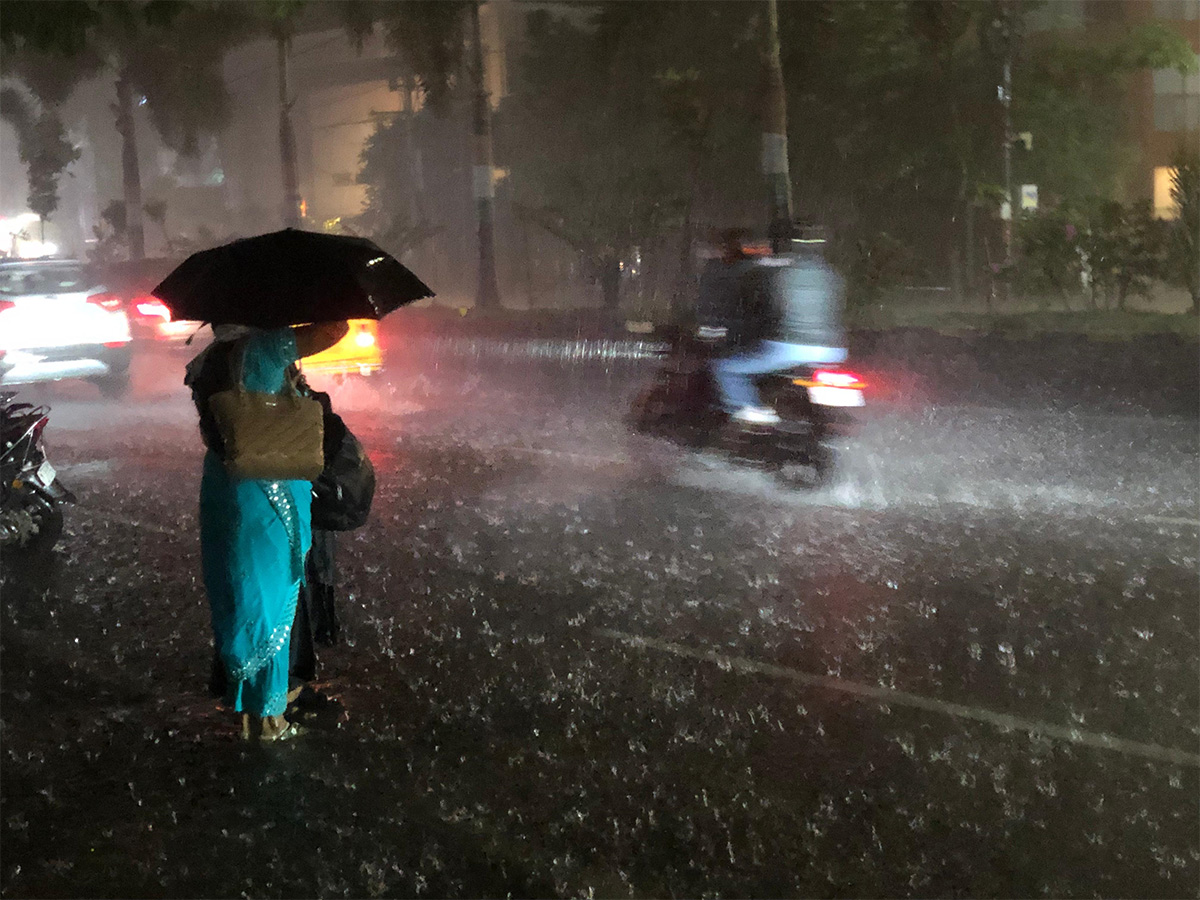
[207,340,324,481]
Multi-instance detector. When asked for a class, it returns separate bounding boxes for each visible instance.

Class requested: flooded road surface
[3,342,1197,898]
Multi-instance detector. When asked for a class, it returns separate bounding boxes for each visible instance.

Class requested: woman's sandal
[259,715,299,742]
[239,713,300,742]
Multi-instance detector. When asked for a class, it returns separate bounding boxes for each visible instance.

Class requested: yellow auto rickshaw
[299,318,381,378]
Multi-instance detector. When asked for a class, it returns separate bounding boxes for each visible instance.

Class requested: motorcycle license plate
[807,386,864,407]
[36,459,56,486]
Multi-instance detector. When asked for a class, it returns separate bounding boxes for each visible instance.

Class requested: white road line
[1142,514,1200,528]
[595,628,1200,768]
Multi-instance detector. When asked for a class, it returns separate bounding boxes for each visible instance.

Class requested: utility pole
[762,0,793,252]
[277,31,302,229]
[470,1,501,310]
[1001,47,1013,268]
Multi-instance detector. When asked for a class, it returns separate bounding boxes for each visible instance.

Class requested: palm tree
[108,3,243,257]
[23,2,243,259]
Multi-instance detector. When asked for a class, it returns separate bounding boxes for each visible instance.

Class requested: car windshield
[0,264,89,298]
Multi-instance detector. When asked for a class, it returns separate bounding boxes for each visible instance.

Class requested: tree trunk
[114,70,145,259]
[599,254,621,310]
[470,2,501,309]
[762,0,793,251]
[277,35,302,228]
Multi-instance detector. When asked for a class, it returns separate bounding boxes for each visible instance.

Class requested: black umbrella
[151,229,434,328]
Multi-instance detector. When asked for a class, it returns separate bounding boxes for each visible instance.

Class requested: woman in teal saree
[188,322,347,740]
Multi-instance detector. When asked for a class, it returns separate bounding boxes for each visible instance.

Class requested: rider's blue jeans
[712,340,847,412]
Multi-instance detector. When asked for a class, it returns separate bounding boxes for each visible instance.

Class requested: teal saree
[199,329,312,717]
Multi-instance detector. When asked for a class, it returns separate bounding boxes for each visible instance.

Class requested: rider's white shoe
[731,406,781,425]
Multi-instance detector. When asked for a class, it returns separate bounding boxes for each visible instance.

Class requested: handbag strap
[285,365,305,397]
[226,337,248,393]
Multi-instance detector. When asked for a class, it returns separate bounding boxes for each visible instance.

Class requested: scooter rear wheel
[629,383,673,431]
[777,444,836,489]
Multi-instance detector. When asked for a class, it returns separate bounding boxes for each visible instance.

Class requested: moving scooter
[631,329,865,486]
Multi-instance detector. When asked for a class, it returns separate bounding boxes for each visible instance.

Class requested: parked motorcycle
[630,330,865,486]
[1,391,75,555]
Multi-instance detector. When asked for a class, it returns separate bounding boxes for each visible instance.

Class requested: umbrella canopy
[151,229,434,328]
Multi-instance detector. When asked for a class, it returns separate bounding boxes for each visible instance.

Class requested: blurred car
[90,257,202,343]
[299,319,382,378]
[0,259,133,397]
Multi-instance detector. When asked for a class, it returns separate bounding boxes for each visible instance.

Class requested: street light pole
[993,0,1016,304]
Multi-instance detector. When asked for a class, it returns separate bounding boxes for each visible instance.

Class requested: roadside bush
[1079,200,1165,310]
[86,199,129,264]
[1014,206,1085,305]
[1016,199,1167,310]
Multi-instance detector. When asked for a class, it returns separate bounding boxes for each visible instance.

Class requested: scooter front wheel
[1,489,65,555]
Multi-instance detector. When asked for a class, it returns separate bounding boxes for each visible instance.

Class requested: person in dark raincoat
[703,227,848,425]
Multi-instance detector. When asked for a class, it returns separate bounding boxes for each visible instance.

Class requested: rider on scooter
[697,223,848,426]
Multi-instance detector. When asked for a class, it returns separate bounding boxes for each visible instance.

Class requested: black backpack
[309,389,375,531]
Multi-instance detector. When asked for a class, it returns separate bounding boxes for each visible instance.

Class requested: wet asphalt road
[2,339,1197,899]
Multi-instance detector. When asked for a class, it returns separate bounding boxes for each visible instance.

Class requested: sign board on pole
[1021,184,1038,210]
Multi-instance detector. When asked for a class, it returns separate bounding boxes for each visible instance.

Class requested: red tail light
[0,300,14,313]
[87,291,123,312]
[813,369,867,390]
[134,296,172,321]
[31,415,49,440]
